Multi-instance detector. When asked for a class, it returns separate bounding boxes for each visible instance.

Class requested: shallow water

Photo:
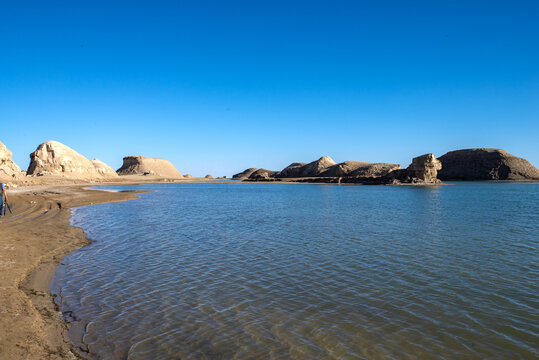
[52,182,539,359]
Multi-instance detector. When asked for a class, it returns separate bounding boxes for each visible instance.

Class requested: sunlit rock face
[0,141,22,180]
[116,156,183,178]
[27,141,116,179]
[405,153,442,183]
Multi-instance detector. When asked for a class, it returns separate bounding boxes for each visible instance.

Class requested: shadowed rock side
[27,141,117,178]
[0,141,22,180]
[277,156,336,178]
[91,159,119,177]
[232,168,259,179]
[205,174,214,179]
[117,156,183,178]
[249,169,280,180]
[438,149,539,180]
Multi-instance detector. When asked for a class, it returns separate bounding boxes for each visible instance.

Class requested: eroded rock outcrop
[320,161,401,178]
[117,156,183,178]
[248,169,280,180]
[403,153,442,183]
[92,159,119,177]
[205,174,214,179]
[27,141,116,178]
[232,168,259,180]
[0,141,22,180]
[277,156,336,178]
[438,149,539,180]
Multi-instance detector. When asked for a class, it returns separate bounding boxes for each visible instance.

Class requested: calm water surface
[52,183,539,359]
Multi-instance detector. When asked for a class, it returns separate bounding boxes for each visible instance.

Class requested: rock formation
[320,161,401,178]
[403,153,442,183]
[27,141,117,178]
[183,174,194,179]
[248,169,280,180]
[438,149,539,180]
[0,141,22,180]
[277,156,336,178]
[91,159,118,177]
[205,174,214,179]
[278,162,307,178]
[116,156,183,178]
[232,168,259,179]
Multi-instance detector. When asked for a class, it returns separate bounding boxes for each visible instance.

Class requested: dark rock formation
[205,174,214,179]
[438,149,539,180]
[117,156,183,178]
[232,168,259,179]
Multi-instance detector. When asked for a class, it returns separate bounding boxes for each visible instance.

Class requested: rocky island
[235,149,539,184]
[438,148,539,180]
[236,153,443,184]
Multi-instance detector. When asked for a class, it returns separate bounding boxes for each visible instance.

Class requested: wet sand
[0,184,148,359]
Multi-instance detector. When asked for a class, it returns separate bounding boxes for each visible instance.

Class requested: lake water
[52,182,539,359]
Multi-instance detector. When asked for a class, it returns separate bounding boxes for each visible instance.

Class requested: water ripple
[52,183,539,359]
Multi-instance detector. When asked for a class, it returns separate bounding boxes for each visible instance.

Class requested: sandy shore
[0,184,149,360]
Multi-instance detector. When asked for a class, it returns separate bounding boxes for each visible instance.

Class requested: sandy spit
[0,183,149,360]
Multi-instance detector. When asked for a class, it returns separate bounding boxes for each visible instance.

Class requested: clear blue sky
[1,1,538,177]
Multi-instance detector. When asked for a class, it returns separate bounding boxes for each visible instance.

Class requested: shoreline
[0,183,149,359]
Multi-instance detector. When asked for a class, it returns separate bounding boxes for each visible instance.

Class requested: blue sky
[1,1,538,176]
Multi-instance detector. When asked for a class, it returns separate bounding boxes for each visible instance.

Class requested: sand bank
[0,184,148,359]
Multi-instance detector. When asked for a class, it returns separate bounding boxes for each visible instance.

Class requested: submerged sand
[0,184,148,359]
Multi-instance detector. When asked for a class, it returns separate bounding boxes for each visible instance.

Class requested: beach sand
[0,184,148,359]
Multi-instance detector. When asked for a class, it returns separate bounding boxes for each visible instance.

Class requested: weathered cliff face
[438,149,539,180]
[91,159,119,177]
[277,156,336,178]
[27,141,116,178]
[116,156,183,178]
[319,161,371,177]
[0,141,22,180]
[278,162,307,178]
[232,168,259,179]
[404,153,442,183]
[248,169,280,180]
[320,161,401,178]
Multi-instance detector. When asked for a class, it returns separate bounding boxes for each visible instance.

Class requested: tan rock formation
[183,174,194,179]
[27,141,115,178]
[91,159,119,177]
[405,153,442,183]
[117,156,183,178]
[0,141,22,180]
[205,174,214,179]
